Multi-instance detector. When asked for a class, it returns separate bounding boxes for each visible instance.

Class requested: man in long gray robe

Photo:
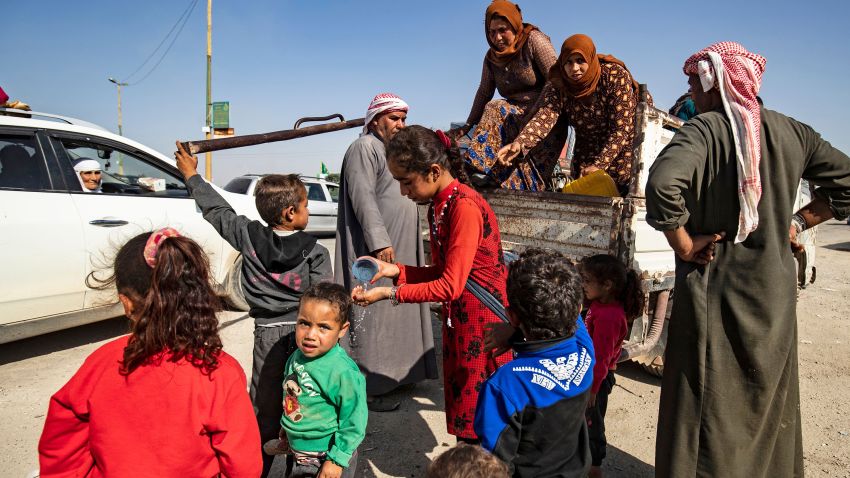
[646,42,850,477]
[335,93,438,405]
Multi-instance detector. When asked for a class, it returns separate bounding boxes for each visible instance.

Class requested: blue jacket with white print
[474,318,595,478]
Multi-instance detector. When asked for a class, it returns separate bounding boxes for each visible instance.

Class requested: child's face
[388,160,442,204]
[295,298,349,358]
[581,272,608,302]
[283,195,310,230]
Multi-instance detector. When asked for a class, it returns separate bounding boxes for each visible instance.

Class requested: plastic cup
[352,258,379,283]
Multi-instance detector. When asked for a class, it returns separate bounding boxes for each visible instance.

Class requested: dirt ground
[1,222,849,477]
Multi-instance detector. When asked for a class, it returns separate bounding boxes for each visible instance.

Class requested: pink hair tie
[435,129,451,150]
[143,227,181,268]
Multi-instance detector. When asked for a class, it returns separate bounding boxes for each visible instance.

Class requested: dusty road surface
[2,226,849,477]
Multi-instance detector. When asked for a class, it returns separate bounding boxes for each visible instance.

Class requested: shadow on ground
[604,445,655,477]
[0,316,129,365]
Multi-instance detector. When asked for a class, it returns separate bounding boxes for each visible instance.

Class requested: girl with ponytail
[351,125,512,443]
[39,229,261,477]
[578,254,646,477]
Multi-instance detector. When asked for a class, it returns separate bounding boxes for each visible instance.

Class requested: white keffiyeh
[363,93,409,135]
[684,42,767,243]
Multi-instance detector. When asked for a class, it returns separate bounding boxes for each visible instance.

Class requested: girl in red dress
[39,230,261,478]
[352,125,512,442]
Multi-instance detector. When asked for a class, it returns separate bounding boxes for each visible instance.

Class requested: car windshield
[224,177,253,194]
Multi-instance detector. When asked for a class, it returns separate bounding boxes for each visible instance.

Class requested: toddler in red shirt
[579,254,646,478]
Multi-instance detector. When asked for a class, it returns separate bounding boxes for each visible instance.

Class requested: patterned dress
[395,180,512,439]
[517,63,648,195]
[463,30,569,191]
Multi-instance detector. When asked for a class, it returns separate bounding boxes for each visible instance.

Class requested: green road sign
[212,101,230,129]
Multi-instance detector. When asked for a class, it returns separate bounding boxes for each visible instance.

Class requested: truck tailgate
[481,189,624,260]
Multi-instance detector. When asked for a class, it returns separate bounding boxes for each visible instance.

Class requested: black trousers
[586,370,616,467]
[251,324,298,478]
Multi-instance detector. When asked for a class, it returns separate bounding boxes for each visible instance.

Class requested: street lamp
[108,77,128,136]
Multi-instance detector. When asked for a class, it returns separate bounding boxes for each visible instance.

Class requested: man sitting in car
[72,158,102,193]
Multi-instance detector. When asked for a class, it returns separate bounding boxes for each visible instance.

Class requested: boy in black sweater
[176,142,331,477]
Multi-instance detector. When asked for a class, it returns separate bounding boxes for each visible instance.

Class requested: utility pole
[205,0,213,180]
[108,77,128,136]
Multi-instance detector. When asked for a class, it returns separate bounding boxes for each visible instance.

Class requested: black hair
[427,442,509,478]
[506,248,583,340]
[386,125,470,185]
[88,231,223,375]
[300,282,352,324]
[255,174,306,226]
[580,254,646,321]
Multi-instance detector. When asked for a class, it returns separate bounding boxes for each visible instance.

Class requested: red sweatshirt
[38,335,262,478]
[586,301,629,394]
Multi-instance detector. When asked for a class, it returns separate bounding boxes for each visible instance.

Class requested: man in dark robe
[646,42,850,477]
[335,93,438,411]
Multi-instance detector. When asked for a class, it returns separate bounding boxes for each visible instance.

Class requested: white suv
[223,174,339,234]
[0,108,258,343]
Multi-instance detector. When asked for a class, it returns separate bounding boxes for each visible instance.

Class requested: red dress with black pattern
[395,179,512,439]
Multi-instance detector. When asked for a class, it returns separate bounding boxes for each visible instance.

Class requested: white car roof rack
[0,107,109,132]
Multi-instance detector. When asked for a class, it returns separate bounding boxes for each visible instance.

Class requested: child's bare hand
[174,141,199,180]
[484,322,515,357]
[317,460,343,478]
[353,255,401,283]
[351,285,391,306]
[587,392,597,409]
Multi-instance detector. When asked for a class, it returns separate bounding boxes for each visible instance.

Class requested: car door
[50,133,228,307]
[305,180,335,233]
[0,128,86,324]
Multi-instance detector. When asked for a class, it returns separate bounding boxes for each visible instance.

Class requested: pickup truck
[460,97,817,376]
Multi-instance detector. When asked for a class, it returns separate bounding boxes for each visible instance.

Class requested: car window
[326,184,339,203]
[57,138,188,197]
[306,183,326,201]
[223,177,253,194]
[0,134,51,190]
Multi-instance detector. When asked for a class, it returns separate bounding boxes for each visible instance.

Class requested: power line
[120,0,201,86]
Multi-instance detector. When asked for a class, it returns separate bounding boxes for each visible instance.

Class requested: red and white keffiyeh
[363,93,408,134]
[684,42,767,243]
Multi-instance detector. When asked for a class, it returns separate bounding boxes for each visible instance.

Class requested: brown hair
[300,282,352,325]
[580,254,646,321]
[255,174,306,226]
[386,125,470,185]
[427,443,509,478]
[89,231,224,375]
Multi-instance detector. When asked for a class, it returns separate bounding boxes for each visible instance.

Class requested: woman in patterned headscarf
[498,34,648,196]
[449,0,569,191]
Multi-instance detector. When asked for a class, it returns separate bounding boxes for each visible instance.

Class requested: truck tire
[622,290,671,378]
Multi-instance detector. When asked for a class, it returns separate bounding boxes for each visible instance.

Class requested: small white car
[223,174,339,234]
[0,108,259,344]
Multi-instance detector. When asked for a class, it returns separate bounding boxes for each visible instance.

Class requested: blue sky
[4,1,849,185]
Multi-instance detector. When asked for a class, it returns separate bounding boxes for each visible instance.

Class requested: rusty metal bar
[181,116,365,155]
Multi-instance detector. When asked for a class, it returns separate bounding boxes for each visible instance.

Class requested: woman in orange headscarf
[449,1,569,191]
[498,34,649,196]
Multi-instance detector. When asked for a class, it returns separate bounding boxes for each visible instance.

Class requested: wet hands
[351,285,391,306]
[496,142,522,166]
[174,141,199,180]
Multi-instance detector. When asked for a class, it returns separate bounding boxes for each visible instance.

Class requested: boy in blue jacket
[475,248,595,477]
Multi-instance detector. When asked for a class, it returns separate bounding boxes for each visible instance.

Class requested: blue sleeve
[474,378,520,461]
